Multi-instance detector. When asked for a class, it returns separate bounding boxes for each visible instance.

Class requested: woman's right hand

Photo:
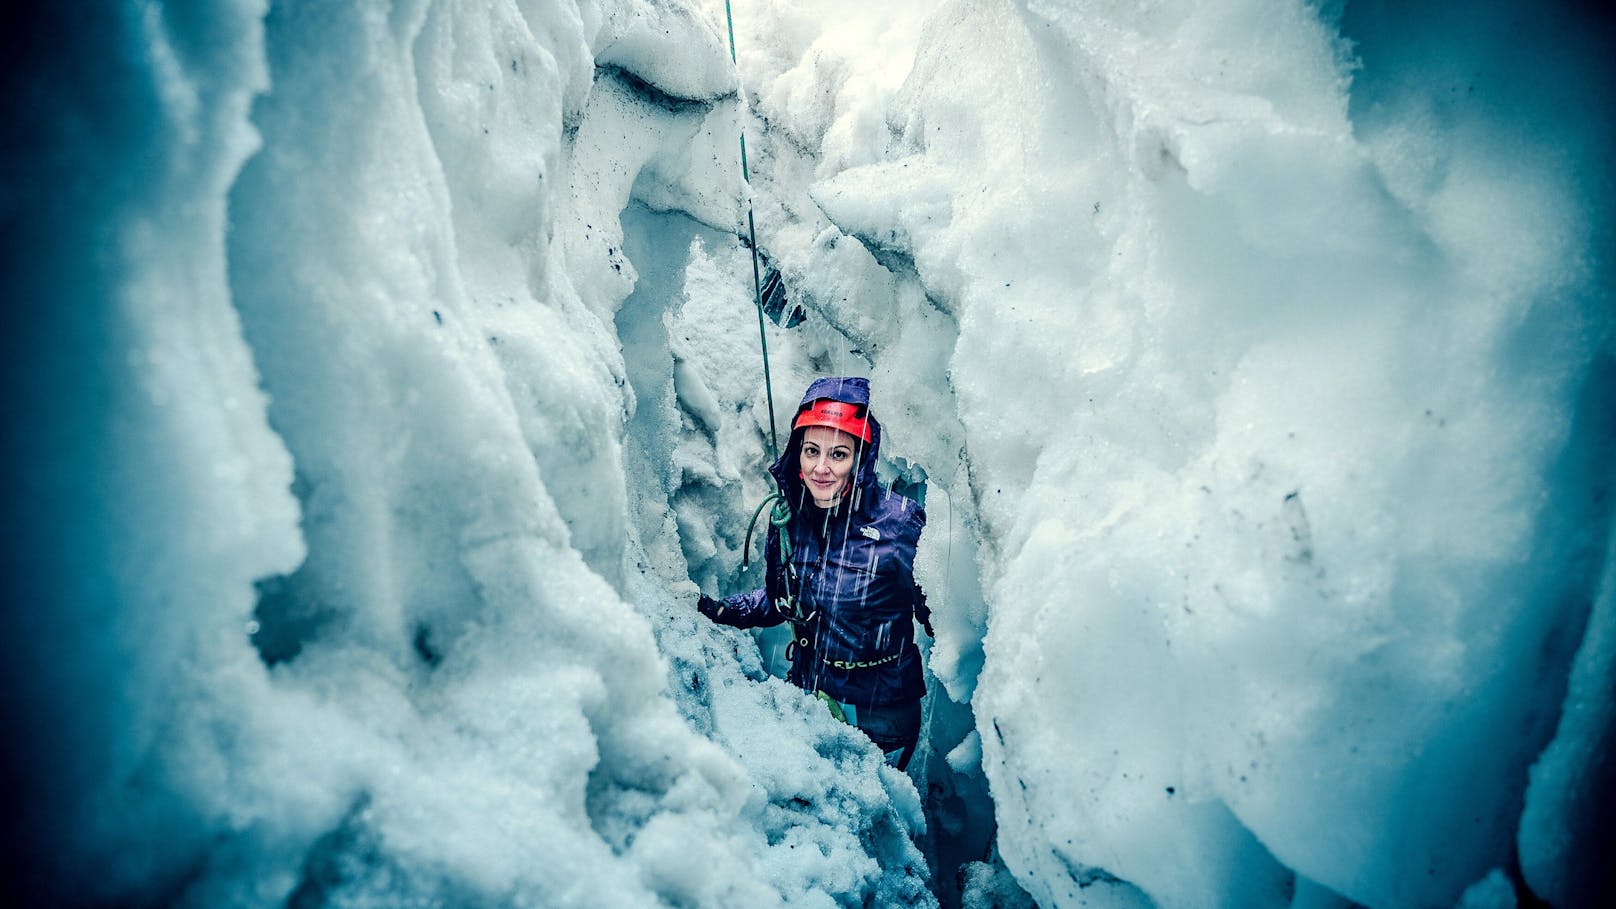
[696,594,726,621]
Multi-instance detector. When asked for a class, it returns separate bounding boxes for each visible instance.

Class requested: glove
[697,593,726,622]
[915,589,934,638]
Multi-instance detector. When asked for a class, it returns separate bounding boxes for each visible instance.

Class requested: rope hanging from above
[725,0,781,463]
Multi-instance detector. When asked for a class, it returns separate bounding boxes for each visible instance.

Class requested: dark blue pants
[852,698,922,771]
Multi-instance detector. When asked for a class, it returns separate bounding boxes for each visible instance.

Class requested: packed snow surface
[2,1,1611,908]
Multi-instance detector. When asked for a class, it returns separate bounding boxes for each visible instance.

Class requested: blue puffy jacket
[705,377,927,708]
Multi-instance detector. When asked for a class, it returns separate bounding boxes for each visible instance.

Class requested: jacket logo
[860,526,881,540]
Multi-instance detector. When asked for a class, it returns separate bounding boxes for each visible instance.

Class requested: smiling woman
[695,376,935,770]
[801,424,856,505]
[798,397,869,506]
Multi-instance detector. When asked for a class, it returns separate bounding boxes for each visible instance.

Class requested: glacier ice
[2,1,1612,908]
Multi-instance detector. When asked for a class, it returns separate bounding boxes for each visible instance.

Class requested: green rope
[742,490,793,570]
[815,690,851,725]
[725,0,781,462]
[729,3,798,633]
[724,0,739,63]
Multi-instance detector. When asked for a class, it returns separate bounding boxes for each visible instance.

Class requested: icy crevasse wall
[4,0,1613,907]
[1,1,931,906]
[721,0,1615,907]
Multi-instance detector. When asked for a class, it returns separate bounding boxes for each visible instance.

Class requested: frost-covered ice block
[8,0,1611,905]
[2,0,938,906]
[719,0,1614,907]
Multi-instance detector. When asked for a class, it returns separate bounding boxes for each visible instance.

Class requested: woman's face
[800,425,858,507]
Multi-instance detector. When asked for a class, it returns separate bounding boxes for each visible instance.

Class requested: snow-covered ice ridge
[1,1,1610,908]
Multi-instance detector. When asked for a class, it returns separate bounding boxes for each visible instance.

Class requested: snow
[3,1,1612,908]
[4,1,926,906]
[726,2,1610,907]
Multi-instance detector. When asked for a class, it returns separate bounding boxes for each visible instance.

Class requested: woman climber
[694,376,933,770]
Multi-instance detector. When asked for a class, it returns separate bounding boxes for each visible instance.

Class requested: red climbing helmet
[793,398,873,443]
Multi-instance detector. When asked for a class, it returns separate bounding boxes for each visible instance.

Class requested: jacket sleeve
[900,503,930,629]
[912,583,934,637]
[698,523,787,629]
[699,587,782,628]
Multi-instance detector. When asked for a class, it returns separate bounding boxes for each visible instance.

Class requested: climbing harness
[776,590,816,666]
[739,489,819,669]
[825,653,901,671]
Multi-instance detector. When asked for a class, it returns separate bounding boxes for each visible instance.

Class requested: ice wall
[1,1,931,906]
[721,0,1614,907]
[4,0,1612,907]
